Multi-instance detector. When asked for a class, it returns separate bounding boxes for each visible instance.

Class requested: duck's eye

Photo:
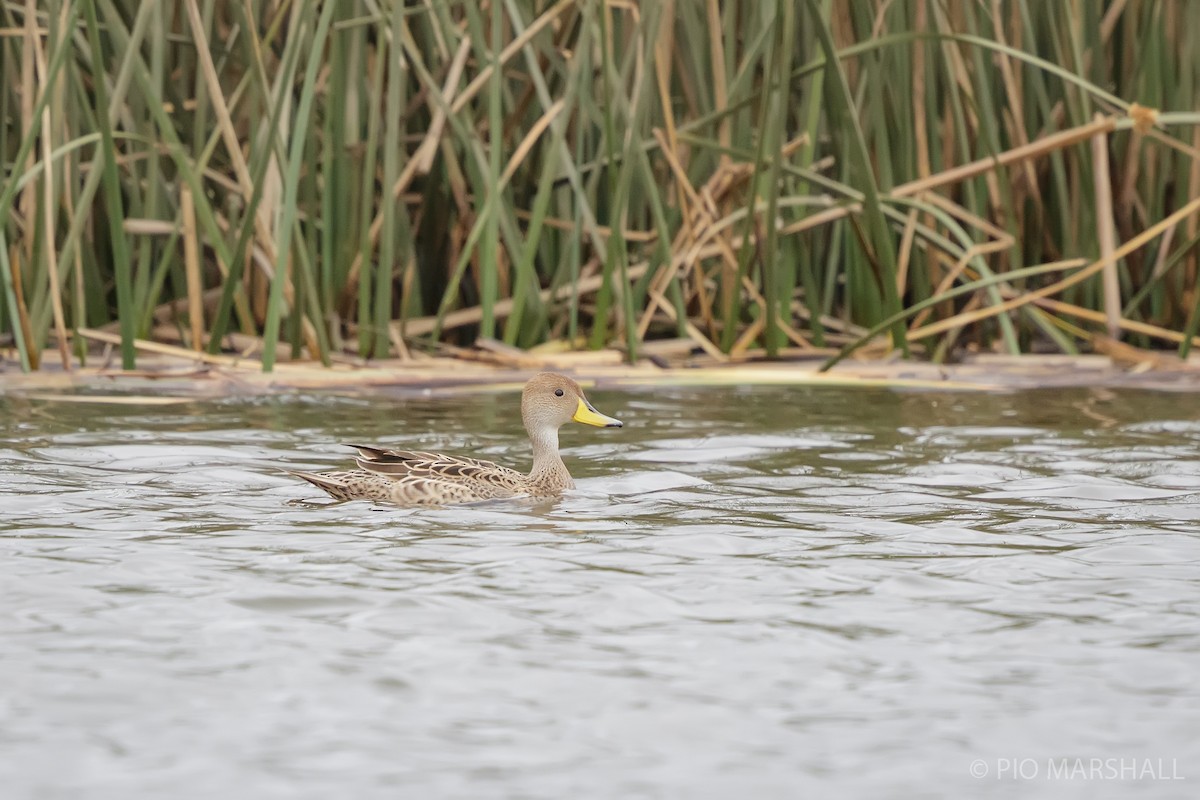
[554,388,564,397]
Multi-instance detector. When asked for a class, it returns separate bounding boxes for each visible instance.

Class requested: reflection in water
[1,387,1198,798]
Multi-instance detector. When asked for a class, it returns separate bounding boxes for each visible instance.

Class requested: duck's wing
[349,444,507,470]
[347,444,527,488]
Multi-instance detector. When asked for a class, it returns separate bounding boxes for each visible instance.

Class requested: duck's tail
[286,470,355,502]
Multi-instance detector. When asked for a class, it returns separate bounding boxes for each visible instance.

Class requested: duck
[289,372,623,506]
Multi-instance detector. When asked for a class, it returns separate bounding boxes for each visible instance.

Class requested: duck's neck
[527,425,573,489]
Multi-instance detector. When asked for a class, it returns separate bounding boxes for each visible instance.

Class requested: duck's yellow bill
[573,397,623,428]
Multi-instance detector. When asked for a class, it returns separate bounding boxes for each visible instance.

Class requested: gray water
[1,385,1198,799]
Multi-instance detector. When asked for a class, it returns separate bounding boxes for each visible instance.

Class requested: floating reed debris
[3,2,1200,375]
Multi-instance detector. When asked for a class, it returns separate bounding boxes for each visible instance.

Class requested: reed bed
[3,0,1200,374]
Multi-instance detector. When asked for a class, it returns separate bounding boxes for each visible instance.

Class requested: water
[1,385,1198,799]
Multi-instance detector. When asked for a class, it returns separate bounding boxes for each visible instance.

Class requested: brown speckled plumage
[290,373,622,506]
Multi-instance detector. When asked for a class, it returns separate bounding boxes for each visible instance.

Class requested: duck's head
[521,372,623,434]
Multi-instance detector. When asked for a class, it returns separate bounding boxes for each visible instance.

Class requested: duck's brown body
[290,374,621,506]
[292,445,553,506]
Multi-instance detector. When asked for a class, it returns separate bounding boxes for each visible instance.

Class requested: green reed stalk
[83,0,136,368]
[588,0,620,351]
[791,0,830,348]
[479,0,502,341]
[759,0,795,356]
[0,237,30,371]
[261,0,335,371]
[355,20,385,357]
[371,3,404,358]
[806,0,907,356]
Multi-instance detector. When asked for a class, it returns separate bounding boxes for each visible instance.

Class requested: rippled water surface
[2,384,1198,799]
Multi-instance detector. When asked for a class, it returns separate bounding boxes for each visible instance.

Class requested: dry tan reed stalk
[1188,127,1200,292]
[990,3,1037,193]
[1091,335,1200,370]
[181,188,204,351]
[895,209,919,297]
[29,2,69,371]
[397,262,651,338]
[75,327,334,372]
[729,315,765,357]
[1091,115,1121,340]
[183,0,277,272]
[414,36,472,174]
[7,246,38,370]
[19,394,200,406]
[1026,296,1200,349]
[653,0,687,243]
[739,276,811,349]
[122,219,178,236]
[78,327,243,367]
[500,100,565,186]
